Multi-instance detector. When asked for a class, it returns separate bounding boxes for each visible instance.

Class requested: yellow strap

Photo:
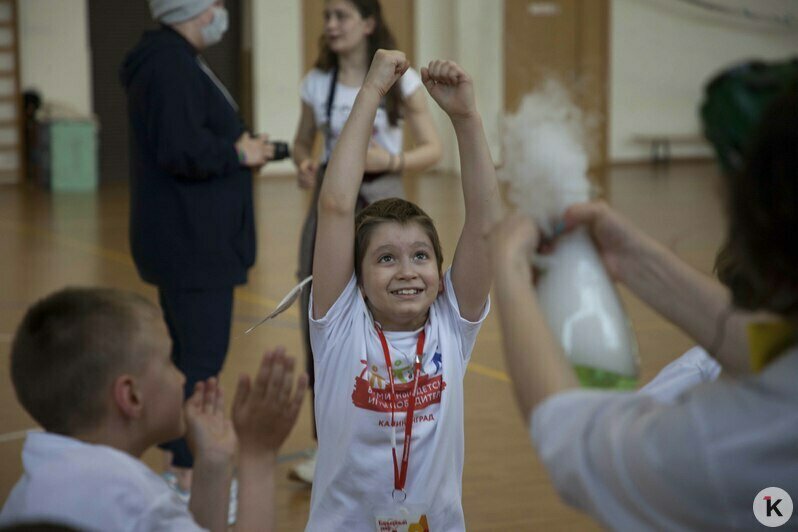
[747,321,796,372]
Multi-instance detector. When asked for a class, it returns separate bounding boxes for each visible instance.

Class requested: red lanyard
[375,324,426,495]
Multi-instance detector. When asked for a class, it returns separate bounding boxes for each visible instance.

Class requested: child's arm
[232,347,307,532]
[492,215,578,420]
[421,61,502,321]
[184,378,236,532]
[312,49,409,318]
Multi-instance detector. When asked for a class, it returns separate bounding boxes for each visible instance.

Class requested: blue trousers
[157,286,234,468]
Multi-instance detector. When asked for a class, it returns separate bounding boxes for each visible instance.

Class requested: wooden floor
[0,161,725,530]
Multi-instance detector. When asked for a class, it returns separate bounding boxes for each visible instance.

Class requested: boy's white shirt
[307,269,489,531]
[300,67,423,162]
[0,431,205,532]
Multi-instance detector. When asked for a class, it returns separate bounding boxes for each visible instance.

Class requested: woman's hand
[297,158,318,189]
[563,201,652,283]
[365,141,392,173]
[236,132,275,168]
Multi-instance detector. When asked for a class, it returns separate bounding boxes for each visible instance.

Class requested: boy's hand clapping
[184,377,237,463]
[232,347,308,454]
[363,49,409,98]
[421,60,476,121]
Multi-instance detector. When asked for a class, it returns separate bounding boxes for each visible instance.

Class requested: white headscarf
[148,0,214,24]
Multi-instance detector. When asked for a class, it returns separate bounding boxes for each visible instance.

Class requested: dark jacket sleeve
[145,52,242,179]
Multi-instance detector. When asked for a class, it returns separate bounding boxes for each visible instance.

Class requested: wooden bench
[633,134,706,164]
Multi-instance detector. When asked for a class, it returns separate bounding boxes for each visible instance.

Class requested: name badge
[373,503,430,532]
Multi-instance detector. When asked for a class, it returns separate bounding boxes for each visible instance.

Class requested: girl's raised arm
[421,61,502,321]
[312,50,410,318]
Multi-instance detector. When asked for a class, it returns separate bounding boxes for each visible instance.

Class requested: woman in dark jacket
[121,0,273,497]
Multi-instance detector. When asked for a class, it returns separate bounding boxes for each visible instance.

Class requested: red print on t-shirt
[352,368,446,413]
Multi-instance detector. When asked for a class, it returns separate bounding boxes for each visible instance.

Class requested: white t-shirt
[531,346,798,531]
[300,67,423,162]
[637,345,721,404]
[307,270,489,531]
[0,431,204,532]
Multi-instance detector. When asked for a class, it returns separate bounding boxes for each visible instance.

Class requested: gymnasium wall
[18,0,93,117]
[610,0,798,162]
[250,0,303,175]
[15,0,798,170]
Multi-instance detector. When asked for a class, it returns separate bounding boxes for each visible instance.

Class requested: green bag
[700,58,798,174]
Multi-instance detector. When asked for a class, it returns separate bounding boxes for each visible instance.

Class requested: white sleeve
[399,67,423,99]
[309,274,363,362]
[136,492,207,532]
[638,346,722,404]
[300,69,322,106]
[529,389,724,530]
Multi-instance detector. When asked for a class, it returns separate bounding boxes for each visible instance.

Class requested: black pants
[157,286,234,468]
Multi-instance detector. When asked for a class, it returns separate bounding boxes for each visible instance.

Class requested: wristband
[237,147,246,164]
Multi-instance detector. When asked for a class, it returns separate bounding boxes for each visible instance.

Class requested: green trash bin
[40,119,98,191]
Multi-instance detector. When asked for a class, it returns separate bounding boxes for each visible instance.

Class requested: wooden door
[504,0,609,182]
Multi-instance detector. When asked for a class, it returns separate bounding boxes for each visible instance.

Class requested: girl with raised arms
[306,49,500,530]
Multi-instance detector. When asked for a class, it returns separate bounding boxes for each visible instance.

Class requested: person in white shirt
[491,83,798,529]
[307,51,500,530]
[291,1,442,484]
[0,288,307,532]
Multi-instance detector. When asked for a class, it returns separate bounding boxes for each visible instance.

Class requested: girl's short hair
[354,198,444,280]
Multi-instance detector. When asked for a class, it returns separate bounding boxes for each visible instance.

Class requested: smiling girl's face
[359,221,442,331]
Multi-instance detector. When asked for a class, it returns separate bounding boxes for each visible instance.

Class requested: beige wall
[610,0,798,161]
[16,0,798,167]
[251,0,302,175]
[415,0,456,170]
[18,0,93,117]
[416,0,504,170]
[451,0,504,168]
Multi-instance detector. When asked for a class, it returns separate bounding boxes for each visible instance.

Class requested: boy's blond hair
[11,288,158,435]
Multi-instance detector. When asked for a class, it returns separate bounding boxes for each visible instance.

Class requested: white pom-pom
[499,79,591,234]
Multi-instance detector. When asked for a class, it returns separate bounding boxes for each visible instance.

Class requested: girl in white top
[292,0,442,195]
[307,51,500,530]
[292,3,442,481]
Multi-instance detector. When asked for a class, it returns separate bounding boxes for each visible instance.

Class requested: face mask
[201,6,228,47]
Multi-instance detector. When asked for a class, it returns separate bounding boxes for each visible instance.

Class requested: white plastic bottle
[535,228,639,388]
[500,80,639,389]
